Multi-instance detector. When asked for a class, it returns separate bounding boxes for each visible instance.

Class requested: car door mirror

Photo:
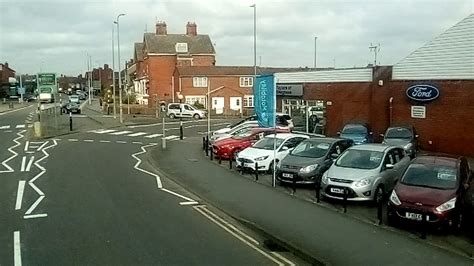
[281,146,289,151]
[336,131,341,136]
[380,133,384,137]
[330,153,339,160]
[385,164,394,170]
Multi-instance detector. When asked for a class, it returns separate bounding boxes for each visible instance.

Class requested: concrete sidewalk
[151,137,473,266]
[0,101,32,113]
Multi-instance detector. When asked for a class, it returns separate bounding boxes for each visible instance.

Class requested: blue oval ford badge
[406,84,440,102]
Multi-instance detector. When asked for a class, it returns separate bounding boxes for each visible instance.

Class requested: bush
[122,92,137,104]
[193,101,205,110]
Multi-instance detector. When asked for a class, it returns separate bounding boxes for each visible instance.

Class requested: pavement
[151,136,474,266]
[1,104,298,265]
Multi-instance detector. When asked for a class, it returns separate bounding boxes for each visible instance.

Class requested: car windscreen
[335,149,383,169]
[232,129,254,138]
[230,116,256,128]
[342,125,367,134]
[253,137,284,150]
[386,128,413,139]
[401,164,458,189]
[290,140,330,158]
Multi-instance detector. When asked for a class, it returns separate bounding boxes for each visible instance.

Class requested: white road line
[193,206,284,266]
[14,231,22,266]
[16,124,26,128]
[24,141,29,152]
[271,252,296,266]
[89,129,116,134]
[110,130,133,135]
[163,135,179,140]
[20,156,26,172]
[5,130,13,132]
[15,181,26,210]
[24,213,48,219]
[179,201,199,206]
[0,130,25,173]
[25,151,34,154]
[0,104,33,116]
[25,195,45,215]
[83,139,94,142]
[68,139,78,142]
[144,133,162,138]
[132,141,143,144]
[161,188,196,203]
[25,156,34,172]
[27,124,33,128]
[100,140,111,143]
[131,144,162,188]
[36,141,49,151]
[165,127,180,131]
[29,171,45,185]
[0,125,11,129]
[116,140,127,144]
[127,132,147,137]
[213,122,231,126]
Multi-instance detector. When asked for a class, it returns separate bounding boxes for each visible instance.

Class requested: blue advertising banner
[253,74,275,128]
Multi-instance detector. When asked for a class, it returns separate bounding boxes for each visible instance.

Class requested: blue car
[338,123,373,144]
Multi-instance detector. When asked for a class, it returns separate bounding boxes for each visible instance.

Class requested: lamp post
[177,93,184,140]
[112,23,117,119]
[251,4,257,79]
[115,13,125,123]
[314,36,318,68]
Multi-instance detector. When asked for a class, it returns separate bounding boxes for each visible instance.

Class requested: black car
[277,137,353,184]
[63,102,81,114]
[381,126,418,158]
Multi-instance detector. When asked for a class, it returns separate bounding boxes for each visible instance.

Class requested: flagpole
[272,76,277,188]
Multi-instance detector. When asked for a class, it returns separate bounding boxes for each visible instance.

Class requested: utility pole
[115,13,126,123]
[251,4,257,79]
[369,43,381,66]
[88,55,92,104]
[314,36,318,68]
[112,23,117,119]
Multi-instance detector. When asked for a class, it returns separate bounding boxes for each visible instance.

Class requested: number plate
[330,188,344,194]
[405,212,422,221]
[282,173,293,178]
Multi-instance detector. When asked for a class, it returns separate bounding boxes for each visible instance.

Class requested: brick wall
[146,56,177,104]
[192,55,215,66]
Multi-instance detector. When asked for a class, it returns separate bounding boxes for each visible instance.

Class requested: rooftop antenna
[369,43,381,66]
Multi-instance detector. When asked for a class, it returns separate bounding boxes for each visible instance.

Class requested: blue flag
[254,74,275,128]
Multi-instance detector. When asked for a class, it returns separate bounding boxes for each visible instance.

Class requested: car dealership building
[275,14,474,156]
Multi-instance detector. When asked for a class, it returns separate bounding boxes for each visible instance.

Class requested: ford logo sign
[406,85,440,102]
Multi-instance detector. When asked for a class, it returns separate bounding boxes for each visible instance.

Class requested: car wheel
[169,113,176,119]
[267,162,274,175]
[193,113,201,120]
[374,185,385,205]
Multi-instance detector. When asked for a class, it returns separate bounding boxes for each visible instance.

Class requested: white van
[167,103,206,119]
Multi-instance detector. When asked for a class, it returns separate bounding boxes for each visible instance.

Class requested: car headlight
[403,143,413,150]
[354,177,374,188]
[389,190,401,205]
[300,164,318,174]
[435,197,456,212]
[255,155,269,161]
[321,171,329,184]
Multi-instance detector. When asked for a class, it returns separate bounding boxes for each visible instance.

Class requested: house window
[193,77,208,87]
[243,95,254,107]
[240,77,253,87]
[185,96,205,106]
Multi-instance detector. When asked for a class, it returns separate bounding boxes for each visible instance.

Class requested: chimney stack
[186,22,197,36]
[4,62,8,68]
[156,21,167,35]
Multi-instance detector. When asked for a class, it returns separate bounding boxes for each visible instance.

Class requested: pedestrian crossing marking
[127,132,147,137]
[163,135,180,140]
[88,129,117,134]
[110,130,133,135]
[15,125,26,128]
[145,134,163,138]
[0,125,11,129]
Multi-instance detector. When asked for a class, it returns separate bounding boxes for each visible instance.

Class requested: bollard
[315,180,321,203]
[292,177,296,195]
[343,188,348,213]
[210,149,214,161]
[421,212,427,239]
[229,153,233,169]
[69,112,73,131]
[205,142,209,156]
[202,137,206,150]
[218,155,222,164]
[377,199,383,225]
[255,162,259,181]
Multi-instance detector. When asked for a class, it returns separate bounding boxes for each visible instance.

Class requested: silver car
[321,144,410,204]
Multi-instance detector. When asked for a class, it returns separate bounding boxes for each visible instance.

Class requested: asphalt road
[0,107,293,265]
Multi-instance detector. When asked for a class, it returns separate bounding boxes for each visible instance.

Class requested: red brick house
[130,22,216,106]
[0,62,16,98]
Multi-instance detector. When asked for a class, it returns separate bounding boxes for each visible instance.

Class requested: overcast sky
[0,0,472,76]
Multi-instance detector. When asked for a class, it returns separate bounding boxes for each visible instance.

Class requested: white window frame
[185,95,206,106]
[193,77,208,87]
[243,95,254,107]
[239,77,253,87]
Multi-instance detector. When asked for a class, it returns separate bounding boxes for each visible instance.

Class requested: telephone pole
[369,43,381,66]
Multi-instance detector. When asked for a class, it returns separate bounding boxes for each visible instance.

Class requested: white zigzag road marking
[131,143,162,189]
[0,130,25,173]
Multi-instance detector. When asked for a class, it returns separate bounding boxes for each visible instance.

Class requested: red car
[212,127,289,160]
[387,155,472,229]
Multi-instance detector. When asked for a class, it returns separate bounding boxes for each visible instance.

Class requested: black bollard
[218,155,222,164]
[210,150,214,161]
[292,177,296,195]
[421,212,427,239]
[377,199,383,225]
[69,112,73,131]
[202,137,206,150]
[315,180,321,203]
[343,188,348,213]
[205,143,209,156]
[255,162,258,181]
[229,153,233,169]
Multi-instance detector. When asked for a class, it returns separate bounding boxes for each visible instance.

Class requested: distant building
[85,64,114,92]
[0,62,16,98]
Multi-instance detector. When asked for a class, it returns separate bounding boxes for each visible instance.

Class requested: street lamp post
[115,13,126,123]
[251,4,257,78]
[112,23,117,119]
[314,36,318,68]
[177,93,184,140]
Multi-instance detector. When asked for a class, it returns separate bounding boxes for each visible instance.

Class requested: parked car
[277,138,353,184]
[167,103,206,119]
[69,95,80,104]
[338,123,373,145]
[212,127,290,160]
[63,102,81,114]
[387,155,472,229]
[235,133,309,172]
[210,121,259,143]
[213,113,294,135]
[381,126,418,158]
[321,144,411,204]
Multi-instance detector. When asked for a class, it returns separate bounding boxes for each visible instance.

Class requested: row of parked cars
[210,116,473,231]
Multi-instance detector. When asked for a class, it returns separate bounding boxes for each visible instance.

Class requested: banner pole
[272,76,277,188]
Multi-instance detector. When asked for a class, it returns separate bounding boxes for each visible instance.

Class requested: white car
[236,133,309,172]
[213,113,294,135]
